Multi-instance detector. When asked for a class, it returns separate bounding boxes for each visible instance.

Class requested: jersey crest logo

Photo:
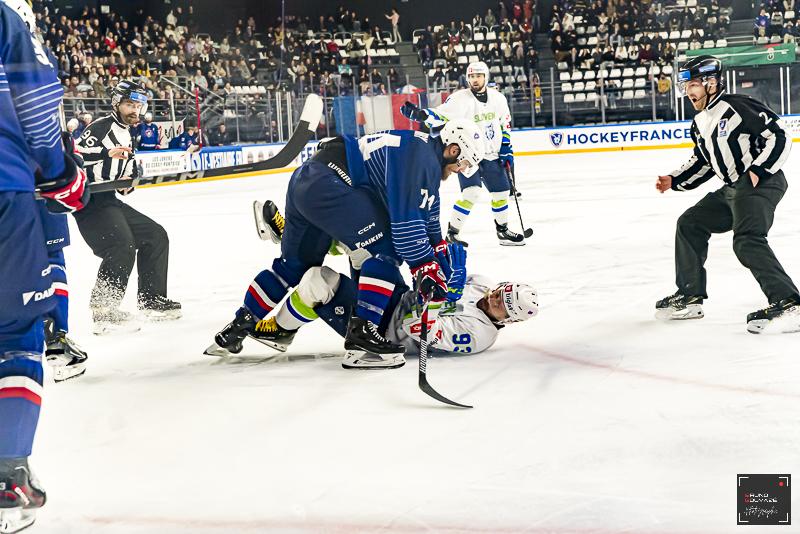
[485,124,495,140]
[549,132,564,147]
[718,119,728,138]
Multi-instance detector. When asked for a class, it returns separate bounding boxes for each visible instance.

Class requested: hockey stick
[85,94,323,193]
[418,291,473,409]
[504,165,533,239]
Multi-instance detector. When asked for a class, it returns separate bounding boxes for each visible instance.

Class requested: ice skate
[91,307,140,335]
[496,222,525,246]
[45,331,88,382]
[344,315,406,355]
[655,292,704,321]
[204,307,257,357]
[746,296,800,334]
[248,317,296,352]
[253,200,284,243]
[445,224,469,247]
[138,295,182,321]
[341,349,406,370]
[0,458,45,534]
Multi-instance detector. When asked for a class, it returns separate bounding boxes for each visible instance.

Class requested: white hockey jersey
[422,88,512,160]
[387,275,501,355]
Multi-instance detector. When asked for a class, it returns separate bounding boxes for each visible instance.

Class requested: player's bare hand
[749,170,759,188]
[656,175,672,193]
[109,146,132,159]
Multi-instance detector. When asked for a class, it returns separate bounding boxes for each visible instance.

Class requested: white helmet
[466,61,490,80]
[494,282,538,324]
[66,118,80,132]
[440,118,484,177]
[144,111,154,122]
[2,0,37,34]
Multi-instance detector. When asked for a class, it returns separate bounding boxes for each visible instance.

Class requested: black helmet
[111,79,149,116]
[677,55,723,94]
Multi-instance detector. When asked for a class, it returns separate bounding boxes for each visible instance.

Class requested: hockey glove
[400,101,428,123]
[446,243,467,302]
[432,239,453,281]
[499,141,514,169]
[38,149,90,214]
[411,259,448,303]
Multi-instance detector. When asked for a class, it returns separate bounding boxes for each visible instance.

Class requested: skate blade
[341,350,406,370]
[747,316,800,335]
[51,363,87,382]
[499,240,526,247]
[140,309,182,322]
[253,200,281,243]
[0,508,36,534]
[203,342,238,357]
[655,305,704,321]
[249,336,289,353]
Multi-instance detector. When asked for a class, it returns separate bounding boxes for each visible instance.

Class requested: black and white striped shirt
[670,91,792,191]
[76,114,138,183]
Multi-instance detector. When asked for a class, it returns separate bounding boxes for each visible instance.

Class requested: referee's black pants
[73,192,169,309]
[675,170,799,303]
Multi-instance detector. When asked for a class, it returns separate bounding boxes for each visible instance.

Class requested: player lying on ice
[206,201,539,369]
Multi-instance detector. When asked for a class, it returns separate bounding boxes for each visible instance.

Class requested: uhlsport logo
[549,132,564,147]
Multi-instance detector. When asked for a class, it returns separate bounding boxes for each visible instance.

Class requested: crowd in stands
[414,1,540,93]
[753,1,799,42]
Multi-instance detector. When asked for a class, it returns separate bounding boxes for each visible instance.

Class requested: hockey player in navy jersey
[0,0,90,531]
[206,120,484,367]
[135,112,160,151]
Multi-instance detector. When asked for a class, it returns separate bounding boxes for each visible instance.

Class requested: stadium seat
[584,80,597,92]
[669,31,680,40]
[564,94,575,104]
[571,71,583,81]
[573,81,585,92]
[634,66,647,77]
[703,40,715,48]
[557,61,569,70]
[587,36,598,46]
[458,55,468,65]
[486,31,497,40]
[473,32,484,42]
[609,68,621,79]
[586,92,598,102]
[505,75,515,85]
[621,90,634,100]
[716,39,728,47]
[465,43,476,53]
[634,78,647,88]
[661,65,673,75]
[757,36,769,44]
[502,65,513,74]
[586,26,597,35]
[634,89,646,99]
[770,35,782,43]
[597,69,609,79]
[559,72,571,82]
[490,65,502,75]
[516,74,528,83]
[455,43,464,54]
[649,65,661,76]
[621,78,634,89]
[786,10,795,20]
[468,55,479,63]
[681,30,692,39]
[583,70,596,81]
[574,92,587,102]
[622,67,634,78]
[677,41,689,51]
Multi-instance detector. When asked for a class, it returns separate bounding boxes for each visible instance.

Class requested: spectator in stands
[784,21,797,42]
[755,8,770,38]
[430,66,445,91]
[447,66,462,90]
[498,1,509,22]
[552,35,570,64]
[386,67,400,91]
[385,8,401,43]
[657,73,671,95]
[614,43,628,63]
[526,47,539,73]
[485,8,497,28]
[445,42,458,67]
[169,124,199,152]
[419,44,433,69]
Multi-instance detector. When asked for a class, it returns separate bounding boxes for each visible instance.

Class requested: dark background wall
[52,0,759,37]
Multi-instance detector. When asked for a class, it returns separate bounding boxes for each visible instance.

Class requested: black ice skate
[344,315,406,356]
[655,292,704,321]
[0,458,46,534]
[253,200,285,243]
[746,296,800,334]
[204,308,257,356]
[45,330,88,382]
[138,295,182,321]
[91,307,140,336]
[496,222,525,246]
[445,224,469,247]
[248,317,296,352]
[341,349,406,370]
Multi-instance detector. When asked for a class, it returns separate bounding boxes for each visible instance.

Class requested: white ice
[31,147,800,533]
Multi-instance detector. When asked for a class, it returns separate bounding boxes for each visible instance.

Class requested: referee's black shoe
[747,296,800,334]
[655,292,704,321]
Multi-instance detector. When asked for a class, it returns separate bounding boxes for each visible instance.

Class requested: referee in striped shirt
[655,55,799,333]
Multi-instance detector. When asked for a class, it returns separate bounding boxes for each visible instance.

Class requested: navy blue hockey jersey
[136,122,160,150]
[0,3,65,192]
[343,130,444,267]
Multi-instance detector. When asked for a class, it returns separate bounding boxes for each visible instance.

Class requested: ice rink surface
[32,147,800,533]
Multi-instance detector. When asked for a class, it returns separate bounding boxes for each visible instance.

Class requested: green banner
[687,43,796,66]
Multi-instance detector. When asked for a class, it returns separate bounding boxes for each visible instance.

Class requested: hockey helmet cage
[440,118,484,177]
[677,55,723,95]
[111,80,149,116]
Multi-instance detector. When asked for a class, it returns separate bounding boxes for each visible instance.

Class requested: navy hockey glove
[432,239,452,281]
[499,141,514,169]
[411,260,448,303]
[446,243,467,302]
[400,101,428,123]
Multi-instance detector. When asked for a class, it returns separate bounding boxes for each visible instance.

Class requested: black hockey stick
[417,291,473,409]
[504,165,533,239]
[85,94,323,193]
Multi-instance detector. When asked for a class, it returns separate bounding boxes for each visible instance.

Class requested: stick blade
[419,374,473,409]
